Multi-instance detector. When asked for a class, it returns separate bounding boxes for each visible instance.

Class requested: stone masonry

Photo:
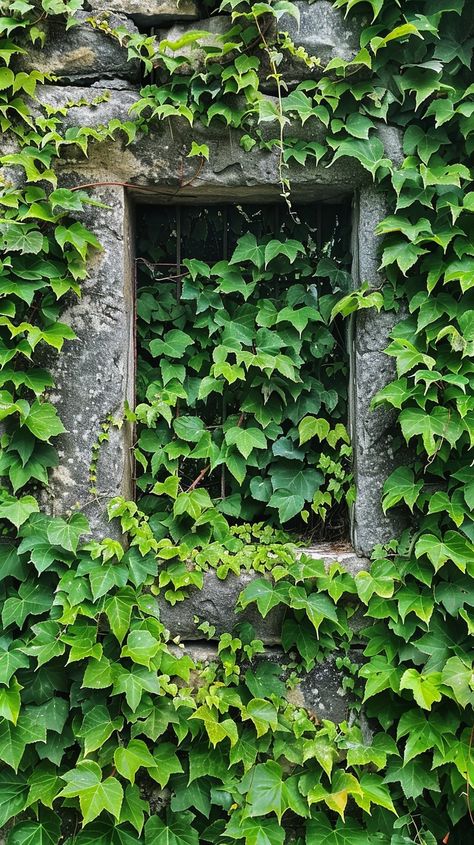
[9,1,406,720]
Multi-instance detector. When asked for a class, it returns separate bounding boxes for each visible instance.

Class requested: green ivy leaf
[7,811,60,845]
[0,494,39,529]
[59,760,123,826]
[288,586,339,633]
[114,739,157,784]
[46,513,89,552]
[0,769,28,827]
[224,812,284,845]
[329,135,392,177]
[440,656,474,707]
[239,578,290,617]
[149,330,194,359]
[73,820,139,845]
[224,426,267,459]
[243,698,278,737]
[77,705,124,756]
[21,401,65,441]
[305,813,369,845]
[382,467,423,513]
[144,812,198,845]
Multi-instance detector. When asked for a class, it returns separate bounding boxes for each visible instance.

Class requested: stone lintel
[37,84,401,203]
[156,545,369,644]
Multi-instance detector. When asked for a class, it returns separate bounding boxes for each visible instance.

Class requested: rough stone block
[156,545,369,644]
[16,12,140,84]
[158,570,285,644]
[157,15,232,74]
[38,84,402,203]
[41,187,134,536]
[176,643,356,724]
[349,187,408,555]
[158,2,364,86]
[260,0,365,89]
[87,1,199,25]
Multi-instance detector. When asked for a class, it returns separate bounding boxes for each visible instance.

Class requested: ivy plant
[0,0,473,844]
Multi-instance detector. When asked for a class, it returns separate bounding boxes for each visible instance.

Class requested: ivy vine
[0,1,473,845]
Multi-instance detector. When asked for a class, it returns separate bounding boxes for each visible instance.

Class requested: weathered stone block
[158,2,364,87]
[268,0,364,85]
[158,570,285,644]
[87,0,199,25]
[38,84,401,202]
[156,545,369,644]
[157,15,231,74]
[16,12,140,84]
[349,187,407,555]
[175,643,357,724]
[41,187,134,536]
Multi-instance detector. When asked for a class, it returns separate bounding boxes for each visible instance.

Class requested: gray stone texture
[175,643,357,724]
[159,570,285,645]
[86,0,199,25]
[36,84,401,202]
[261,0,366,88]
[16,12,140,84]
[157,16,232,75]
[279,1,364,64]
[157,545,368,644]
[349,187,407,555]
[158,3,365,88]
[41,187,134,535]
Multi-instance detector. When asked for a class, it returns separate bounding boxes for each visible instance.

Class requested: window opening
[134,201,353,547]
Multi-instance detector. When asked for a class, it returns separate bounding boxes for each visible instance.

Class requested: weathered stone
[156,545,368,644]
[268,0,365,84]
[41,187,134,536]
[16,12,140,84]
[157,16,232,74]
[158,570,284,645]
[159,3,365,87]
[87,0,199,25]
[301,542,369,577]
[349,187,408,555]
[174,643,356,723]
[37,84,402,202]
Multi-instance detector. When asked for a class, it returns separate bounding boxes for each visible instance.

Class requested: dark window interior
[134,201,353,544]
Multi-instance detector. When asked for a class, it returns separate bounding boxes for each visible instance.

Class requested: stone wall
[10,1,405,721]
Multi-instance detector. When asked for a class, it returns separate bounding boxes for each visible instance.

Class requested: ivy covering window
[135,202,354,546]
